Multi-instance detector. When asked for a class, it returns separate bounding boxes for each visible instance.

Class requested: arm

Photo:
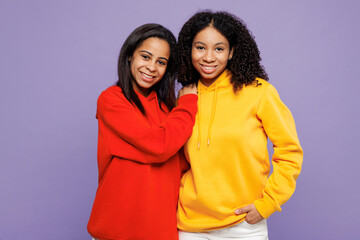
[98,89,198,164]
[178,147,190,177]
[253,84,303,219]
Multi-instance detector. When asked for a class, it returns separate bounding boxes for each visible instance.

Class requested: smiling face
[130,37,170,96]
[191,26,233,87]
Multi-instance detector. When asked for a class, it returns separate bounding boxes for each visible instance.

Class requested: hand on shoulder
[177,83,197,99]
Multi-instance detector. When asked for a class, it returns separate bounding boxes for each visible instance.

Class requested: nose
[203,50,215,62]
[146,61,156,72]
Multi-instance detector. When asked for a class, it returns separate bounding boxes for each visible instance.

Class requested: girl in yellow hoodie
[176,11,303,240]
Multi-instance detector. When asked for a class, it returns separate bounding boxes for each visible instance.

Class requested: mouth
[200,64,217,74]
[140,72,156,82]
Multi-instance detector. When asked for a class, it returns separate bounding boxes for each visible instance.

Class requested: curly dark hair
[116,23,176,115]
[177,10,268,91]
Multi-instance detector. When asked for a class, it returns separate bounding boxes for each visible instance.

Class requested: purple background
[1,0,359,239]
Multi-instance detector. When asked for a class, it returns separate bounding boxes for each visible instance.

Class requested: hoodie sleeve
[254,84,303,219]
[97,90,198,164]
[178,147,190,177]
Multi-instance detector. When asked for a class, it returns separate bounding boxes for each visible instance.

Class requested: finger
[234,205,250,215]
[246,217,260,225]
[246,211,263,224]
[244,211,254,222]
[246,218,256,224]
[245,214,256,224]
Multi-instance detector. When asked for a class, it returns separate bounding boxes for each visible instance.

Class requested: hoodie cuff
[254,197,281,219]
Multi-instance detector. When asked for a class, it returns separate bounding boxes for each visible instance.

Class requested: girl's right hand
[178,83,197,99]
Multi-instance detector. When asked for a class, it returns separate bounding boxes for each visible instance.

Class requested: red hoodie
[87,86,197,240]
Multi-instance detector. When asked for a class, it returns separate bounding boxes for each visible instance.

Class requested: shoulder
[248,78,280,95]
[237,78,282,107]
[98,85,125,103]
[97,85,133,111]
[242,78,273,94]
[255,78,272,89]
[100,85,123,98]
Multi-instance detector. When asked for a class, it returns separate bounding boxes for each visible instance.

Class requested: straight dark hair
[116,23,177,114]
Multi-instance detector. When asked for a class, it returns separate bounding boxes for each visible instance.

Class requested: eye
[141,55,150,60]
[158,60,167,66]
[195,46,205,50]
[215,47,224,51]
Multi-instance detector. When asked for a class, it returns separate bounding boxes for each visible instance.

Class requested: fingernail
[234,209,240,215]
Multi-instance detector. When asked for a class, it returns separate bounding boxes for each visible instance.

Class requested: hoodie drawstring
[197,81,219,149]
[197,87,201,149]
[207,81,218,146]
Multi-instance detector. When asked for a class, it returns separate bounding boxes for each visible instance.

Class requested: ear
[128,57,132,62]
[229,47,234,60]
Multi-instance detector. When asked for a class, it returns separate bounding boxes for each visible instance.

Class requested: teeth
[142,73,154,78]
[202,66,215,70]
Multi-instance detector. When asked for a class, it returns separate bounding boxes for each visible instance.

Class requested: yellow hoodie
[177,70,303,231]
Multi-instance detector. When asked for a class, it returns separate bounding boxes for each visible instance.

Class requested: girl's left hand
[234,204,264,224]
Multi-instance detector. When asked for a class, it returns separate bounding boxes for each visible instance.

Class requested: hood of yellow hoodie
[198,69,232,92]
[196,69,232,149]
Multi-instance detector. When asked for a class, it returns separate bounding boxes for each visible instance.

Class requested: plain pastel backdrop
[1,0,359,239]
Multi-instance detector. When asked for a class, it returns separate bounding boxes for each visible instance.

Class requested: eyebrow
[193,41,227,46]
[139,50,168,62]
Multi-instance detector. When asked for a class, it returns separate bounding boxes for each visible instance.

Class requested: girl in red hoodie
[87,23,198,240]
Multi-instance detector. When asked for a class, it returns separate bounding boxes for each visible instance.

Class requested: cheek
[219,55,229,65]
[191,58,196,67]
[130,56,142,71]
[191,51,200,62]
[191,54,201,69]
[158,67,167,79]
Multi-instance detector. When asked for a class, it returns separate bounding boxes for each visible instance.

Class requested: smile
[141,72,155,78]
[200,64,217,73]
[140,72,156,82]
